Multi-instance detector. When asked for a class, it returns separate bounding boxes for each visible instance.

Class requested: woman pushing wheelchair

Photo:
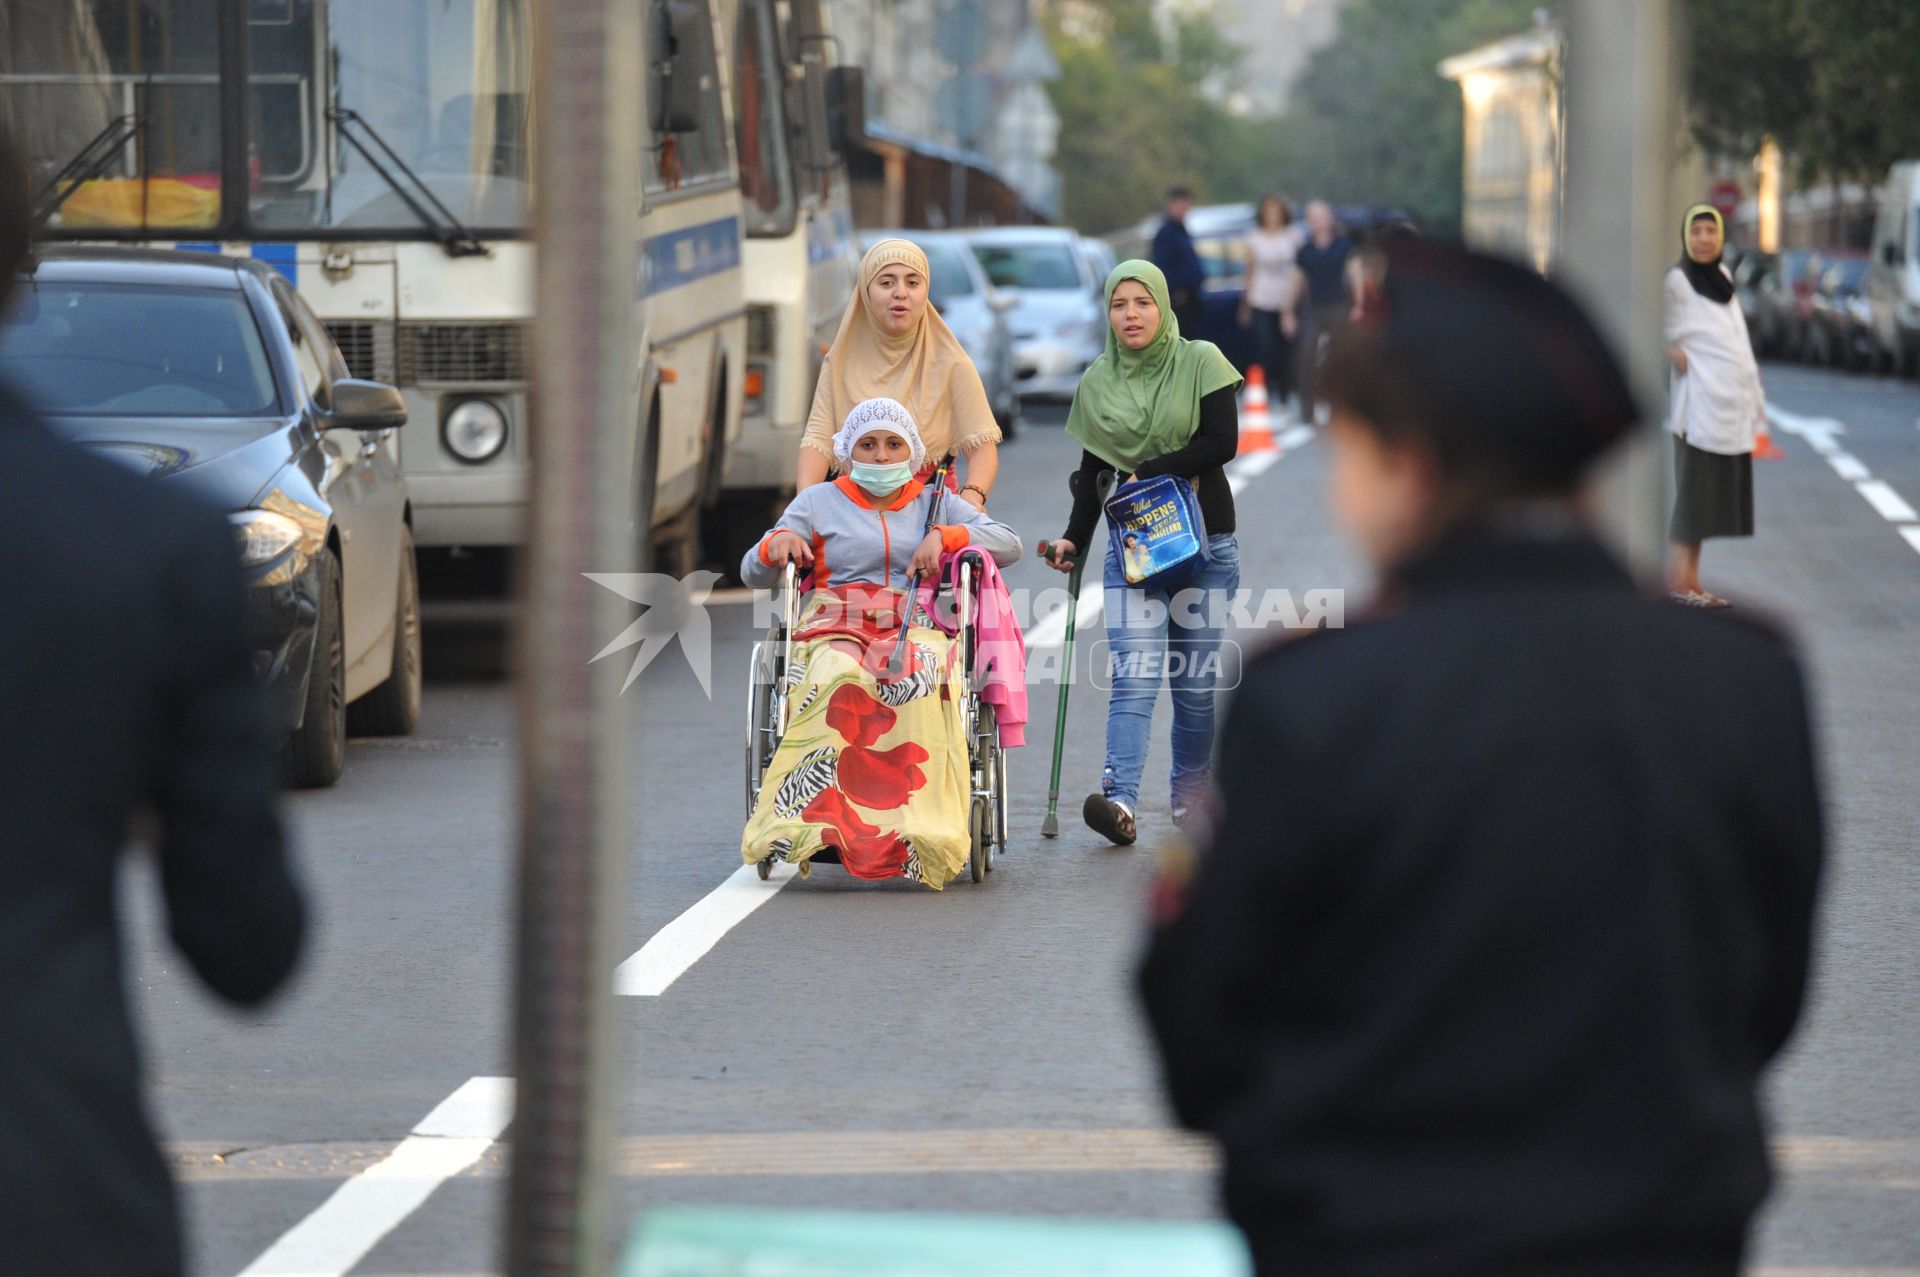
[739,397,1021,889]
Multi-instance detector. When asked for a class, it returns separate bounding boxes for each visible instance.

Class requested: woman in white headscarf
[798,238,1002,509]
[1665,203,1765,608]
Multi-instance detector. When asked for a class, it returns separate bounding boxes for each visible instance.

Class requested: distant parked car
[1752,247,1818,360]
[1,249,421,788]
[1806,253,1876,370]
[964,227,1104,399]
[1732,249,1774,353]
[860,229,1019,441]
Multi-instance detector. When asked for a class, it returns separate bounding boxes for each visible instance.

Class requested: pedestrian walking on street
[1667,203,1766,608]
[1150,185,1208,339]
[1139,239,1823,1277]
[1238,193,1300,413]
[0,131,306,1277]
[1290,199,1354,411]
[796,237,1002,509]
[1044,260,1242,844]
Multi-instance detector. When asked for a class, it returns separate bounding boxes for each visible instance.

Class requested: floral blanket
[742,594,970,889]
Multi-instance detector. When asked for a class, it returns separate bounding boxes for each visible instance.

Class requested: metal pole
[505,0,641,1270]
[1555,0,1681,580]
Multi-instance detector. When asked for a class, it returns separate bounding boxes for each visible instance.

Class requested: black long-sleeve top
[1138,530,1823,1277]
[1061,384,1239,550]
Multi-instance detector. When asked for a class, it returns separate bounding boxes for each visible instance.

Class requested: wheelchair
[744,553,1009,884]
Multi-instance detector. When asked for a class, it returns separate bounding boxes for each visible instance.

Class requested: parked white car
[964,227,1105,400]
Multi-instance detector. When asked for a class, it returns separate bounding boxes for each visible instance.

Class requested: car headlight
[443,398,509,464]
[230,510,304,567]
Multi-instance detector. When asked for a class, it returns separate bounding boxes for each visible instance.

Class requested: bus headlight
[442,398,508,464]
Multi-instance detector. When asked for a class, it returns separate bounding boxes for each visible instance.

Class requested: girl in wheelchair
[739,398,1022,889]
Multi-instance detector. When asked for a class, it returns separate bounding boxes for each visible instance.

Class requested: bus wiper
[33,115,141,228]
[328,108,489,258]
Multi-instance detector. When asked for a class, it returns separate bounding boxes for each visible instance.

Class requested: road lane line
[1856,479,1918,523]
[1827,452,1871,482]
[1276,424,1315,452]
[615,862,796,996]
[1901,527,1920,558]
[237,1077,513,1277]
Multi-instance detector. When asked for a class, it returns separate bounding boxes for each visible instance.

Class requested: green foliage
[1045,0,1285,234]
[1273,0,1549,239]
[1688,0,1920,183]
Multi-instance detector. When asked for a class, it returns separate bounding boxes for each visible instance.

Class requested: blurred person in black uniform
[1138,240,1823,1277]
[0,132,305,1277]
[1150,185,1207,336]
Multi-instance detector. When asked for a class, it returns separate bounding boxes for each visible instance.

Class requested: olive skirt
[1671,436,1754,542]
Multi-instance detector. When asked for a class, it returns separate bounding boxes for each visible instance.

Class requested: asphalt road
[120,365,1920,1275]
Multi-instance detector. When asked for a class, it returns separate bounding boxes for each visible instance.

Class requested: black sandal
[1083,794,1137,846]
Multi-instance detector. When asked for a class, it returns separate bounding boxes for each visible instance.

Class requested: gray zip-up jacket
[740,477,1023,590]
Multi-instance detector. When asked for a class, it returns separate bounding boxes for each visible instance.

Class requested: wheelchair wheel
[992,740,1009,857]
[969,795,991,883]
[744,641,775,816]
[756,858,772,881]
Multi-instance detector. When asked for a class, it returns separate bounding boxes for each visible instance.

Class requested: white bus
[713,0,862,567]
[10,0,745,577]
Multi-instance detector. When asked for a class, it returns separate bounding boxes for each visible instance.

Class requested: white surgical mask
[848,459,915,493]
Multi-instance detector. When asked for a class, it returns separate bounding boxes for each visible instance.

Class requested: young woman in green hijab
[1045,260,1243,844]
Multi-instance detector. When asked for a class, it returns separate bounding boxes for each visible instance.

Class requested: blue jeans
[1100,533,1240,811]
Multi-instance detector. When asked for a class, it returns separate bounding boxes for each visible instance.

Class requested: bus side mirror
[826,66,866,155]
[647,1,704,136]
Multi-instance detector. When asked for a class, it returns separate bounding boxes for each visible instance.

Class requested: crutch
[884,463,950,679]
[1037,468,1114,838]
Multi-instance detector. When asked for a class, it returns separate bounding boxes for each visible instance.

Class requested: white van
[1867,161,1920,376]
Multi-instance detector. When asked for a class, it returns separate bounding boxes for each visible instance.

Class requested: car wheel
[285,549,346,788]
[348,525,422,737]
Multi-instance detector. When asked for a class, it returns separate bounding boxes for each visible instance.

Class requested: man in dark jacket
[0,134,306,1277]
[1150,185,1206,335]
[1139,240,1823,1277]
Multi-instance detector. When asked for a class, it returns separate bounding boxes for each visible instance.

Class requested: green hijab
[1065,259,1242,473]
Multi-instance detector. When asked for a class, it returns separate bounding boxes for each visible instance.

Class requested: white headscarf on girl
[833,396,928,473]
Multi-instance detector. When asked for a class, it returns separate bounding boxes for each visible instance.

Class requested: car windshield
[972,242,1083,291]
[0,281,279,416]
[923,242,977,303]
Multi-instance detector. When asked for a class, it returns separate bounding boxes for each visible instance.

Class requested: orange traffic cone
[1754,420,1786,460]
[1238,365,1277,455]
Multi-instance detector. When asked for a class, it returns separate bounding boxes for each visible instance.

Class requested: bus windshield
[250,0,533,235]
[0,0,226,232]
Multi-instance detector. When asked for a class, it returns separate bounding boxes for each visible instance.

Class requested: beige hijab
[802,238,1000,469]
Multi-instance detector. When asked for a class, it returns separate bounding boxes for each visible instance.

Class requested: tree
[1045,0,1285,234]
[1269,0,1548,239]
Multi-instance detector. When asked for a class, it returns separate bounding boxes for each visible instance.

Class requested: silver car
[860,229,1020,441]
[964,227,1105,400]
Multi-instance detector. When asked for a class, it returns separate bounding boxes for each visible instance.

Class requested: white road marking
[1857,480,1918,523]
[1229,449,1280,481]
[1902,527,1920,558]
[1277,424,1316,452]
[614,861,796,996]
[1827,452,1871,482]
[238,1077,513,1277]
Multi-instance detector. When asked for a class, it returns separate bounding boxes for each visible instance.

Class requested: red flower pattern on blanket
[825,683,895,746]
[837,741,929,811]
[801,786,908,878]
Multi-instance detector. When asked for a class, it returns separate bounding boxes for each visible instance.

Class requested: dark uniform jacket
[0,394,305,1277]
[1139,529,1822,1277]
